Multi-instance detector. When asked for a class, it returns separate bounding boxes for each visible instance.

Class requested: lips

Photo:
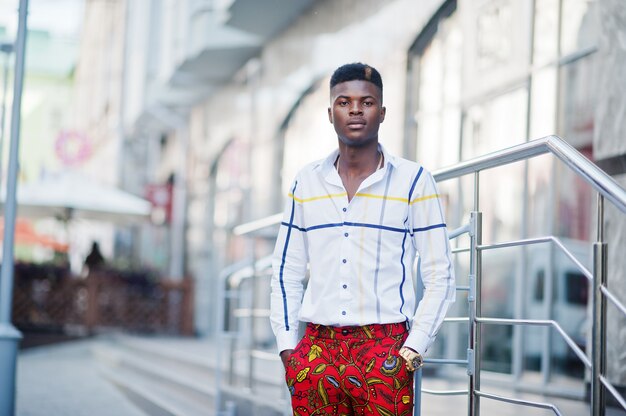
[347,119,366,128]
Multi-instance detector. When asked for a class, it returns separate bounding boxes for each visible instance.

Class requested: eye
[338,100,349,106]
[363,101,374,107]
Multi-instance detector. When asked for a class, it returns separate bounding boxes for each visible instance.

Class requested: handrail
[220,134,626,416]
[476,317,591,369]
[600,375,626,410]
[233,213,282,236]
[477,235,592,281]
[601,286,626,316]
[475,391,564,416]
[422,388,468,395]
[432,135,626,214]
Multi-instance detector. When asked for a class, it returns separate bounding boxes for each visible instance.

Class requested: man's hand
[399,346,423,372]
[280,349,295,369]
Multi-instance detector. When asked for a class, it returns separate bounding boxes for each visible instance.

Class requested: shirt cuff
[403,328,432,356]
[276,329,300,354]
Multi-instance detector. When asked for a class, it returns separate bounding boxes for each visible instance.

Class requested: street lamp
[0,0,28,414]
[0,41,15,190]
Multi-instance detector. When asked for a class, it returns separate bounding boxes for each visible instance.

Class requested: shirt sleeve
[403,169,456,355]
[270,177,308,353]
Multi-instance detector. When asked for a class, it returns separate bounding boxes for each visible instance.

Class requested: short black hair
[330,62,383,94]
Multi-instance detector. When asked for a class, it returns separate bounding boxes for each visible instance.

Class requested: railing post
[592,195,607,416]
[248,238,258,390]
[414,368,423,416]
[85,275,99,333]
[469,210,482,416]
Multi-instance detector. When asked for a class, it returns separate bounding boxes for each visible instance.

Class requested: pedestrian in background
[270,62,456,415]
[84,241,105,275]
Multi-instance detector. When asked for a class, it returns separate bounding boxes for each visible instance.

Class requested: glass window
[461,87,528,159]
[526,155,554,237]
[534,269,545,301]
[565,271,588,305]
[529,67,557,139]
[405,0,601,387]
[475,0,514,70]
[461,88,528,245]
[282,87,336,194]
[554,156,593,240]
[464,0,532,99]
[560,0,599,56]
[533,0,559,65]
[414,12,462,169]
[558,54,597,149]
[480,247,518,373]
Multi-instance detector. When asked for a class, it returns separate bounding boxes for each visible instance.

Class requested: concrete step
[100,364,213,416]
[93,341,215,415]
[93,335,289,416]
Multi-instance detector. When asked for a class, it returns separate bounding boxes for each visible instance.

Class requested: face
[328,80,386,148]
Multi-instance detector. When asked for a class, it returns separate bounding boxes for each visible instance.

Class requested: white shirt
[270,145,455,355]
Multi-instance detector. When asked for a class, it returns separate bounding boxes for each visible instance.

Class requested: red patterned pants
[284,322,413,416]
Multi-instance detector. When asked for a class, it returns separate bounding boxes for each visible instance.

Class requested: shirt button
[344,232,349,237]
[342,259,347,264]
[342,208,347,212]
[342,284,347,289]
[341,311,346,316]
[341,329,349,335]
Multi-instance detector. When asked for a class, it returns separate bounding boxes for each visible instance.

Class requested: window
[534,270,544,301]
[565,271,588,306]
[406,0,460,170]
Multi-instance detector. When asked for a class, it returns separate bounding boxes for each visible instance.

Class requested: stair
[92,334,289,416]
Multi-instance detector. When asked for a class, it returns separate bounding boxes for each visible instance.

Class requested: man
[270,62,455,415]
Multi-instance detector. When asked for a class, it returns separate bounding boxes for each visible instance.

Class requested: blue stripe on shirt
[399,167,424,319]
[398,227,409,321]
[280,221,406,233]
[407,166,423,201]
[278,181,298,331]
[412,223,447,233]
[281,221,446,235]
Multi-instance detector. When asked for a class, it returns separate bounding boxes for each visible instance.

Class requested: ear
[379,106,386,123]
[328,107,333,124]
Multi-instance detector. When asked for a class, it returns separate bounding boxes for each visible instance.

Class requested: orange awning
[0,218,69,252]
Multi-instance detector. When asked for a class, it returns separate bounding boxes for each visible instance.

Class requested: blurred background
[0,0,624,415]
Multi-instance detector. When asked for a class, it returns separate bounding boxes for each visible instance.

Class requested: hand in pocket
[280,349,295,369]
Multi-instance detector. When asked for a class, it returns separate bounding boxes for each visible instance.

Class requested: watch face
[412,357,422,369]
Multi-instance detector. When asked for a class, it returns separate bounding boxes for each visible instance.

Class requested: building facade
[117,0,625,400]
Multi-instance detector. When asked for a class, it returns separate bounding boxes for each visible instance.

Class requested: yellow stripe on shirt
[354,192,408,203]
[409,194,439,205]
[288,192,347,203]
[289,192,411,204]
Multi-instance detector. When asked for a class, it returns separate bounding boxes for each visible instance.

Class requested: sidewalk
[16,338,147,416]
[15,335,625,416]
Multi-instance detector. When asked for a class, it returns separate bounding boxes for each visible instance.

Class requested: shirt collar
[316,143,398,188]
[378,143,398,169]
[316,143,398,174]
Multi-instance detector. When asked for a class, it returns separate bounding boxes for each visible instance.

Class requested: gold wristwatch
[399,346,424,371]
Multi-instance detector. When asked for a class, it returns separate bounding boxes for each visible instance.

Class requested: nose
[349,102,362,115]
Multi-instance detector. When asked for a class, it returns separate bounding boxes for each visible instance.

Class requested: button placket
[338,199,353,306]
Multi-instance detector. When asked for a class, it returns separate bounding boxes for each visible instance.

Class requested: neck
[336,142,382,177]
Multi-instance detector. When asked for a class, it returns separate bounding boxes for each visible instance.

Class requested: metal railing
[417,135,626,416]
[215,135,626,416]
